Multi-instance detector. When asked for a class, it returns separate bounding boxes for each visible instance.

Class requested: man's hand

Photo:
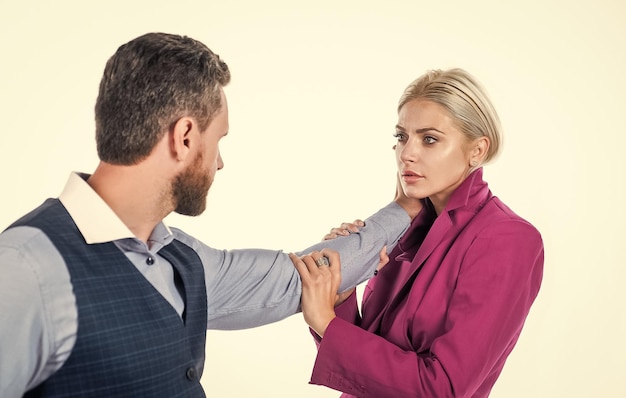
[394,174,424,220]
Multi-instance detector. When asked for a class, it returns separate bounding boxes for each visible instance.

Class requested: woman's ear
[469,136,489,167]
[170,117,194,161]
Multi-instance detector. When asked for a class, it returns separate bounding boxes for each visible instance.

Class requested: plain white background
[1,0,624,396]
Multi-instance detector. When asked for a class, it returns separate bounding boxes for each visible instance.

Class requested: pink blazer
[309,169,544,397]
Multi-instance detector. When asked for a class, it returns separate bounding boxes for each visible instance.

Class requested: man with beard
[0,33,422,398]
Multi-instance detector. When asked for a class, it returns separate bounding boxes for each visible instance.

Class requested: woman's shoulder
[473,196,542,242]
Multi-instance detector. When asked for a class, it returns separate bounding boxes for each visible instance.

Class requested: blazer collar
[396,168,490,260]
[363,169,493,334]
[443,167,489,213]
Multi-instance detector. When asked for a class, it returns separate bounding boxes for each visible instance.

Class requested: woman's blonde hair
[398,68,502,163]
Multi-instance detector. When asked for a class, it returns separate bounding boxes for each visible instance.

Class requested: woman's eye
[393,132,407,141]
[424,136,437,144]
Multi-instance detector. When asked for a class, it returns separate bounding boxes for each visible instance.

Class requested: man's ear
[170,117,194,161]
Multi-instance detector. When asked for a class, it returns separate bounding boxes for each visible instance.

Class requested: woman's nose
[399,140,418,163]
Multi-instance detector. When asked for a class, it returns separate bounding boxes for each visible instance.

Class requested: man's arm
[0,227,76,397]
[295,201,410,291]
[185,201,412,330]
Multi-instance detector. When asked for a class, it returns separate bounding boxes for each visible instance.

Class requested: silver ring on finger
[316,257,330,267]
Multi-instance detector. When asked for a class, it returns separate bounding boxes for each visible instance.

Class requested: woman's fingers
[377,245,389,271]
[290,250,341,337]
[323,220,366,240]
[290,251,337,281]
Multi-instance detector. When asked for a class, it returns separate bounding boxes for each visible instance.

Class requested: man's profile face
[172,89,229,216]
[172,150,212,216]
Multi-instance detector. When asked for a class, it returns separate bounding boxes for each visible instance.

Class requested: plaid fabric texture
[15,199,208,398]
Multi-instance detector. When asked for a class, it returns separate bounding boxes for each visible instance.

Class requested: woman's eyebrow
[395,125,446,135]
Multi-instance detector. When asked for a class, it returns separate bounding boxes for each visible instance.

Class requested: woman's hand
[323,220,391,274]
[323,219,365,240]
[289,249,341,337]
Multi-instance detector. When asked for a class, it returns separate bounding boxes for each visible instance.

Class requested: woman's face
[395,99,476,214]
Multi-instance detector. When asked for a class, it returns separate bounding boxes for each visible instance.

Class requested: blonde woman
[292,68,544,397]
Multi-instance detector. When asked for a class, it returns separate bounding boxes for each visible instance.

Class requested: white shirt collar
[58,172,172,245]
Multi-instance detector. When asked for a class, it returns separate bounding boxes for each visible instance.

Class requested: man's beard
[171,153,212,216]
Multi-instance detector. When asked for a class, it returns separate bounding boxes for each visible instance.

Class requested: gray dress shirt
[0,172,410,397]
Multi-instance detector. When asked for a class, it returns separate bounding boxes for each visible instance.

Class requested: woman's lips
[402,170,423,183]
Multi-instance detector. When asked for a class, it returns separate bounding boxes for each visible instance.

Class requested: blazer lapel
[361,207,452,334]
[397,212,452,277]
[380,214,453,329]
[389,168,488,296]
[361,169,490,335]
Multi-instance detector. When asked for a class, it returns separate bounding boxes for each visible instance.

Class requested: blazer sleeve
[333,289,361,325]
[309,219,544,397]
[309,289,361,347]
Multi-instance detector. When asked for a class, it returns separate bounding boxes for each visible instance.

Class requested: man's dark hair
[95,32,231,164]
